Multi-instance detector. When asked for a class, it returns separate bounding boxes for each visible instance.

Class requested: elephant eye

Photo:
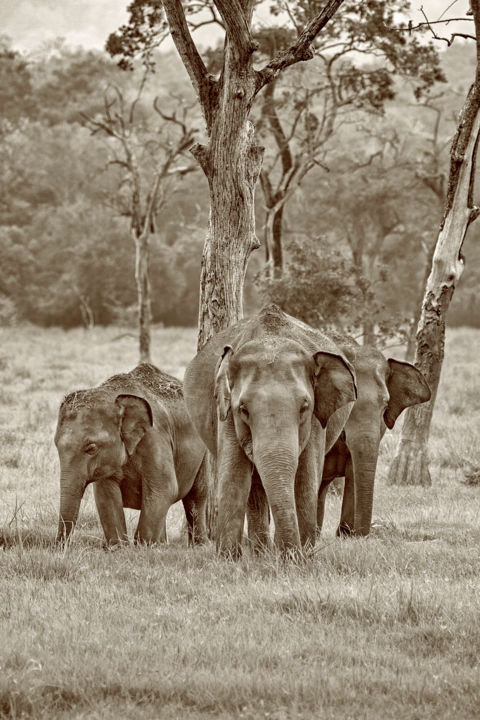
[84,442,98,455]
[239,404,249,419]
[300,399,310,414]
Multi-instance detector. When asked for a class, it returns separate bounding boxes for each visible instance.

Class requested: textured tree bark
[134,233,152,364]
[195,118,263,349]
[388,76,480,485]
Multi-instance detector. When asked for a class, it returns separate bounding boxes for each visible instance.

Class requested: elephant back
[183,305,355,453]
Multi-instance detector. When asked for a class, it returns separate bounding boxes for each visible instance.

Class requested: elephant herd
[55,304,431,556]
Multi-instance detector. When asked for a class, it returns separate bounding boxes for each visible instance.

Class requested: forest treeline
[1,34,479,336]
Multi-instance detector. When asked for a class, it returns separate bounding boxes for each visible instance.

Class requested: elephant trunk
[347,431,381,536]
[56,472,85,544]
[253,438,300,552]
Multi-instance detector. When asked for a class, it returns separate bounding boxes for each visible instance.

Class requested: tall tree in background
[255,1,444,280]
[389,3,480,486]
[83,71,196,361]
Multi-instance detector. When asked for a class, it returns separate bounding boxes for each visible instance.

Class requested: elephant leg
[135,459,176,545]
[246,469,270,552]
[338,456,354,536]
[216,424,252,558]
[295,440,321,549]
[182,461,208,546]
[93,479,128,546]
[317,481,330,536]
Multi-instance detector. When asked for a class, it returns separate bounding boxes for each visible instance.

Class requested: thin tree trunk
[134,232,152,364]
[263,203,284,280]
[362,316,376,346]
[271,204,284,279]
[388,81,480,486]
[78,293,94,330]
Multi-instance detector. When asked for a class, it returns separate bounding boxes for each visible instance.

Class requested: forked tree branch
[255,0,345,93]
[162,0,214,110]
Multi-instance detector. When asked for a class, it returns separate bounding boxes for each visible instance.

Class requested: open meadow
[0,324,479,719]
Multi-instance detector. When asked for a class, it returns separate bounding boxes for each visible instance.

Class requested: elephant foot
[102,538,130,551]
[336,522,354,537]
[217,539,243,560]
[190,532,208,547]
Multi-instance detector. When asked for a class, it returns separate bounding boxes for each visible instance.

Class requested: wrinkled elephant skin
[183,304,357,556]
[318,337,431,536]
[55,363,207,547]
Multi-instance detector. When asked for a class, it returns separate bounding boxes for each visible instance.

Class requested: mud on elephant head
[184,305,357,556]
[55,363,207,547]
[319,338,431,537]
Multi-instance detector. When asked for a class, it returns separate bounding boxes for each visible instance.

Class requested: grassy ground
[0,324,479,719]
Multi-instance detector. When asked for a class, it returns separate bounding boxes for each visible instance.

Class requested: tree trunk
[134,232,152,364]
[271,204,284,279]
[388,85,480,486]
[195,125,263,350]
[405,239,435,361]
[362,316,376,347]
[263,203,285,280]
[78,294,94,330]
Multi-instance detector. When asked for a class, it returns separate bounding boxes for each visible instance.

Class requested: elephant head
[213,336,356,551]
[55,389,152,543]
[339,348,431,536]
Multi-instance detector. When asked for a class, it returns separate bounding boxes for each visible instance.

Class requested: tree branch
[162,0,216,121]
[214,0,257,58]
[255,0,345,93]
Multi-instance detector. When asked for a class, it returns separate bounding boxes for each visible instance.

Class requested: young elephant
[55,363,207,546]
[183,304,357,556]
[317,337,431,537]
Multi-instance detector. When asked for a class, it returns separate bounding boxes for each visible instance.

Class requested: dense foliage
[0,30,479,332]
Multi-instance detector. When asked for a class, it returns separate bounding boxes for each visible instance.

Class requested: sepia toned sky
[0,0,473,53]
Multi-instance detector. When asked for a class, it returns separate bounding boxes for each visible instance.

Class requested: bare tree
[83,73,196,362]
[388,2,480,486]
[405,97,453,359]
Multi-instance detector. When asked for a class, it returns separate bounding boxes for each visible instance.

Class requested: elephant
[55,363,207,547]
[317,334,431,537]
[183,304,357,556]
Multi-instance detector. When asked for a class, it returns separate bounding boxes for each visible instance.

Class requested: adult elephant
[318,335,431,537]
[55,363,207,547]
[183,304,357,556]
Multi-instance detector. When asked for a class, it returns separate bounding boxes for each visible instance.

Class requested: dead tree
[83,77,196,363]
[388,3,480,486]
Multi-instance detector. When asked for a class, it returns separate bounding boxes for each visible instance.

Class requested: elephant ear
[313,352,357,429]
[115,394,153,455]
[384,359,431,429]
[214,346,233,422]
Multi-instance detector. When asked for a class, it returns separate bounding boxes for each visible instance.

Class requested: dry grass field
[0,324,479,719]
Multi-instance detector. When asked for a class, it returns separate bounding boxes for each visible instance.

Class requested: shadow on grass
[0,681,243,720]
